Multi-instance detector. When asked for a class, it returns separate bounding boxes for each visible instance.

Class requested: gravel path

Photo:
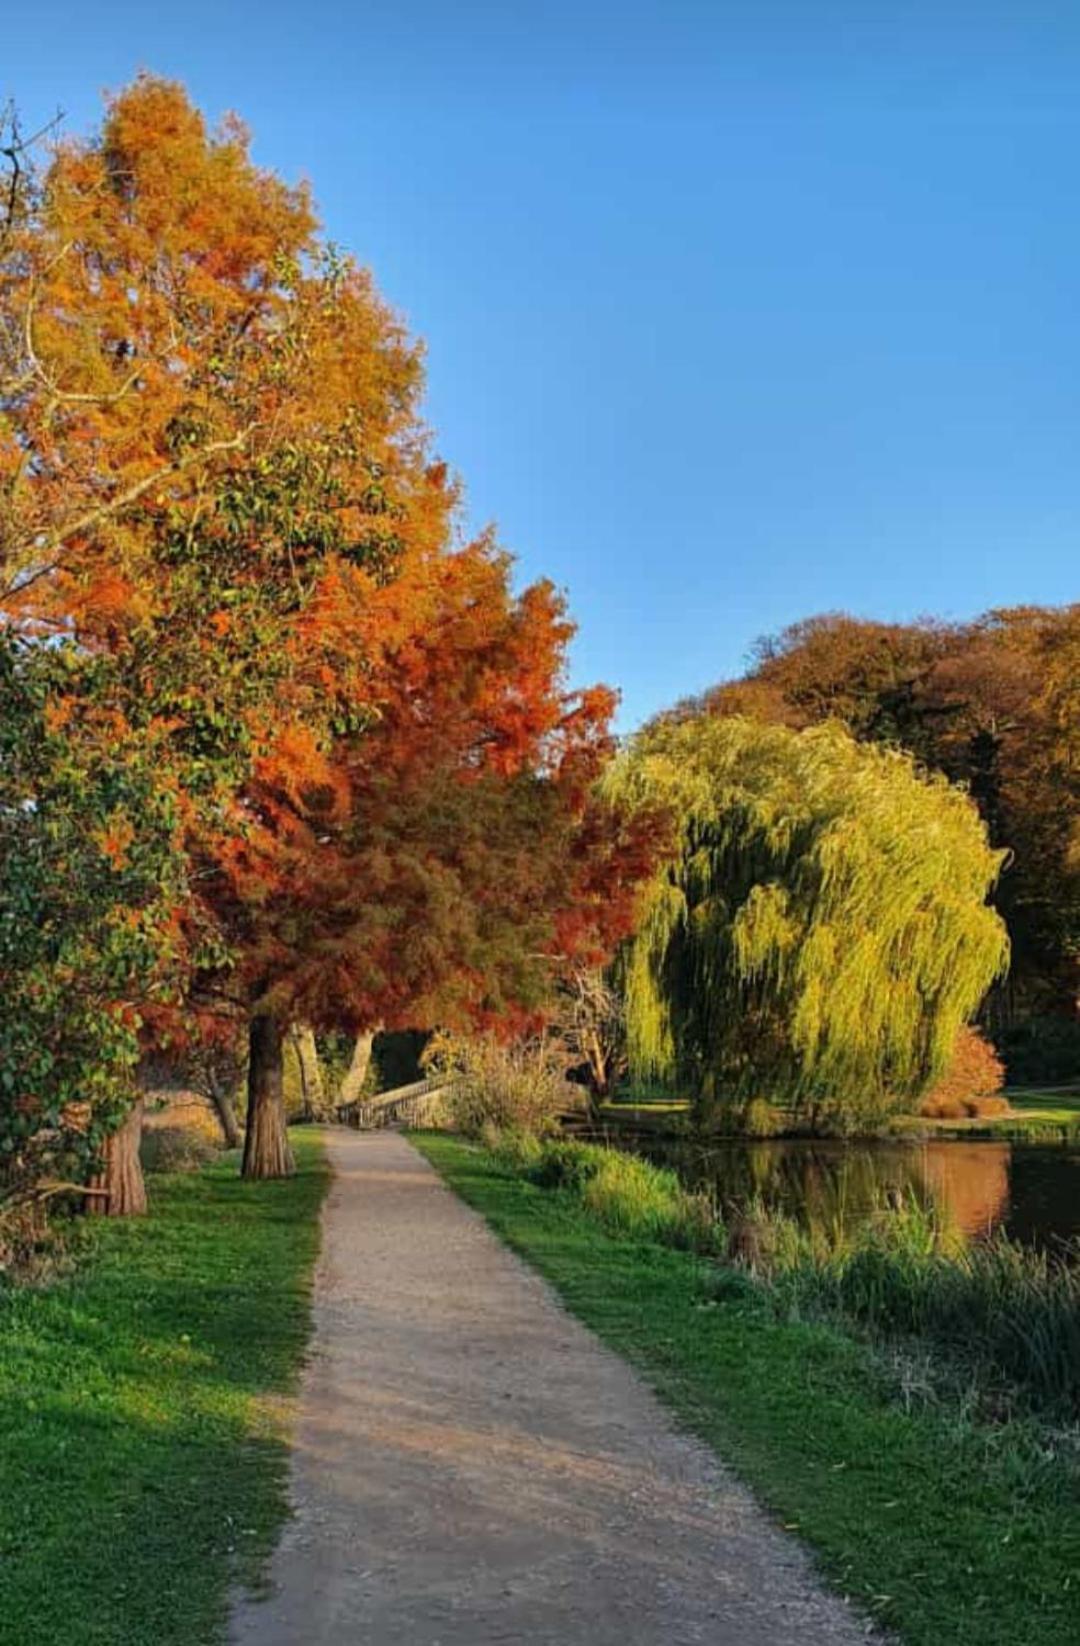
[230,1128,874,1645]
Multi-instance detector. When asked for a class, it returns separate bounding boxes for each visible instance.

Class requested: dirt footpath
[230,1129,874,1645]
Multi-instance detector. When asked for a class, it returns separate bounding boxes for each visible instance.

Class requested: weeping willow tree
[607,717,1010,1128]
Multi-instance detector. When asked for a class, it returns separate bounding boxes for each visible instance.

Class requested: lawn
[0,1132,327,1646]
[413,1131,1080,1646]
[1006,1088,1080,1123]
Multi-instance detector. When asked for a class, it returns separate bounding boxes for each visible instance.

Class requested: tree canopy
[682,607,1080,1026]
[608,716,1009,1127]
[0,77,655,1199]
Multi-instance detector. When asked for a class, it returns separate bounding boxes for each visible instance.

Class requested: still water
[621,1136,1080,1248]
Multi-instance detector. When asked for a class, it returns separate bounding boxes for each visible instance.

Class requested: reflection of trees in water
[914,1144,1010,1239]
[651,1139,1013,1242]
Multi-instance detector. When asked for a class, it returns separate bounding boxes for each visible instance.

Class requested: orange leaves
[255,721,350,824]
[94,812,135,870]
[0,75,659,1052]
[43,696,75,735]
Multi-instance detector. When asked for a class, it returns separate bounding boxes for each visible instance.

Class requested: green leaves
[0,637,187,1209]
[609,717,1009,1126]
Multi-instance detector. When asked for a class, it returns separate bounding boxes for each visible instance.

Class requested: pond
[616,1135,1080,1249]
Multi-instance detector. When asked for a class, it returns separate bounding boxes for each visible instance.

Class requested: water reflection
[627,1136,1080,1248]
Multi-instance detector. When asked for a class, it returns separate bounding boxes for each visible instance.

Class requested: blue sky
[6,4,1079,728]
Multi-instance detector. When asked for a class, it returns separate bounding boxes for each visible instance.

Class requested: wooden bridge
[337,1076,453,1132]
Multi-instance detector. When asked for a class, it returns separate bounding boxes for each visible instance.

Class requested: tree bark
[87,1099,148,1216]
[338,1025,382,1108]
[209,1081,243,1149]
[242,1014,295,1179]
[292,1023,326,1120]
[585,1028,609,1097]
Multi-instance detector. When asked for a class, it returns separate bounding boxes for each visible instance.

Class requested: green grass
[503,1133,722,1251]
[1006,1089,1080,1124]
[602,1088,1080,1141]
[413,1131,1080,1646]
[0,1132,327,1646]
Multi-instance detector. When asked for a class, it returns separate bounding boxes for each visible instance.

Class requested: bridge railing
[337,1075,455,1131]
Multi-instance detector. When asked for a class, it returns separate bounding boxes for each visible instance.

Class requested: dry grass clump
[422,1030,584,1138]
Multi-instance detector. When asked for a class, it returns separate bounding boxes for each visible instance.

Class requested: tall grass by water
[749,1197,1080,1418]
[487,1128,725,1254]
[480,1128,1080,1420]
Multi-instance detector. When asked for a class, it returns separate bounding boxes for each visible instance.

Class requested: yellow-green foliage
[607,717,1009,1124]
[490,1134,723,1252]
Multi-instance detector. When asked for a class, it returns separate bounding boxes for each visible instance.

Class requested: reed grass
[481,1130,1080,1419]
[750,1196,1080,1418]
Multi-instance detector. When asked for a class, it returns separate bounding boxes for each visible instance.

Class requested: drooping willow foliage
[606,717,1010,1127]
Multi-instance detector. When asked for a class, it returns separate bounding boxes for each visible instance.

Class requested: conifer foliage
[0,78,653,1202]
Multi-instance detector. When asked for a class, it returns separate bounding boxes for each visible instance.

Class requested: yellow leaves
[616,715,1010,1111]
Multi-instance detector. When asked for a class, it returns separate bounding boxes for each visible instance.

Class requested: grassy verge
[0,1131,327,1646]
[413,1131,1080,1646]
[599,1090,1080,1142]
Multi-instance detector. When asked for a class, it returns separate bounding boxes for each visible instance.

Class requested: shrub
[140,1126,220,1174]
[485,1133,723,1254]
[422,1030,583,1138]
[920,1026,1006,1119]
[486,1124,544,1174]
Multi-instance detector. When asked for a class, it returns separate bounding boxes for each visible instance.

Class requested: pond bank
[414,1131,1080,1646]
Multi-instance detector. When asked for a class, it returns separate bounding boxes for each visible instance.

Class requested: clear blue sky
[6,4,1079,728]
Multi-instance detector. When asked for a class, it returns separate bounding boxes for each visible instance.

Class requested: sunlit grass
[415,1131,1080,1646]
[0,1133,327,1646]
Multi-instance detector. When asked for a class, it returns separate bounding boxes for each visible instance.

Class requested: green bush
[485,1124,544,1174]
[485,1133,723,1255]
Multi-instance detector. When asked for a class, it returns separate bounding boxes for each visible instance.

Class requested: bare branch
[1,427,256,600]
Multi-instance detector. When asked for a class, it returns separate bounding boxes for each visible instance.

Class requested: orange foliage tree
[1,79,657,1192]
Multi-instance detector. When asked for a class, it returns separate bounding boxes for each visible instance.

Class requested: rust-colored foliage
[920,1027,1007,1120]
[0,79,660,1181]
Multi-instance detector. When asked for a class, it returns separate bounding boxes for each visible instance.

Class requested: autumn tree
[1,78,656,1190]
[607,717,1009,1130]
[212,545,657,1175]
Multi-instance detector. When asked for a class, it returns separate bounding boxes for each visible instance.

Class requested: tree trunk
[209,1081,243,1149]
[242,1014,295,1179]
[338,1025,381,1109]
[87,1099,148,1217]
[585,1029,609,1097]
[292,1023,326,1120]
